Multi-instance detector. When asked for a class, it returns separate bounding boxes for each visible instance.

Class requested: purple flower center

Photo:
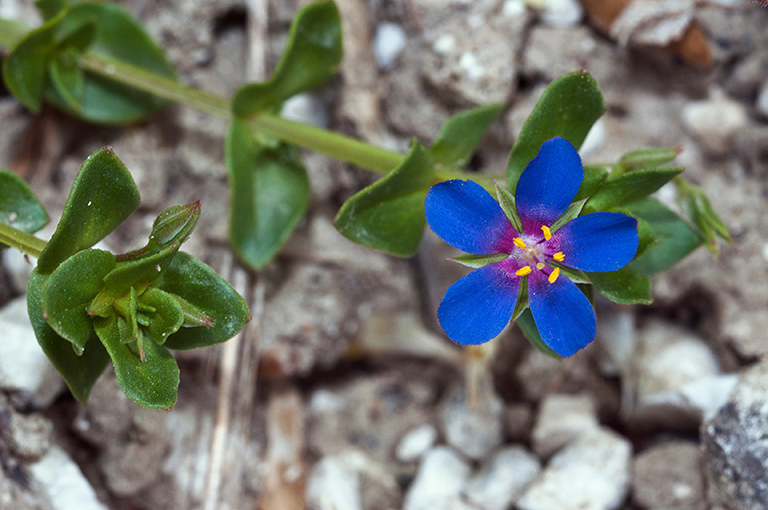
[504,225,565,283]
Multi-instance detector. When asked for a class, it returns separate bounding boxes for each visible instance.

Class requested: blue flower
[425,137,639,357]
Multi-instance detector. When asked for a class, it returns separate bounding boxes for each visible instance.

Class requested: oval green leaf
[0,169,48,247]
[430,103,504,170]
[334,141,434,256]
[585,167,683,212]
[225,118,310,270]
[157,252,250,350]
[587,266,652,305]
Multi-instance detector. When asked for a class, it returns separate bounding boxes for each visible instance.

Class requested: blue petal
[515,137,583,231]
[425,180,516,254]
[551,212,638,272]
[528,271,596,357]
[438,262,519,345]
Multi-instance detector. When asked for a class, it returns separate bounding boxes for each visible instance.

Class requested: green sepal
[225,118,309,270]
[0,169,48,248]
[585,167,683,212]
[27,270,111,403]
[551,262,591,284]
[41,248,116,354]
[574,166,608,202]
[430,103,505,170]
[35,0,69,21]
[232,1,342,116]
[158,252,250,350]
[511,277,529,323]
[37,147,140,273]
[495,183,523,233]
[94,315,179,410]
[676,179,732,255]
[449,253,508,269]
[617,146,681,173]
[626,198,700,275]
[516,309,561,360]
[550,198,587,234]
[334,141,434,257]
[139,287,184,345]
[507,71,605,191]
[171,294,214,328]
[587,266,652,305]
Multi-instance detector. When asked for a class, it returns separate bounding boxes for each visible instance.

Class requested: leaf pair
[2,0,176,124]
[226,1,342,270]
[27,148,249,409]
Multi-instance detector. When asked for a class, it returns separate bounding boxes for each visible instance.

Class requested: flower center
[508,225,566,283]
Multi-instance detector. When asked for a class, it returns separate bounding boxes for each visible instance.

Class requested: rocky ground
[1,0,768,509]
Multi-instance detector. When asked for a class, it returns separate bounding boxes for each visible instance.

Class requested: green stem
[0,222,46,258]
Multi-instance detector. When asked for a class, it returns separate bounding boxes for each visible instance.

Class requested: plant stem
[0,222,46,259]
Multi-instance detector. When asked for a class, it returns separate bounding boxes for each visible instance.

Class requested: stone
[281,93,330,128]
[0,297,64,407]
[757,80,768,119]
[395,424,438,463]
[374,22,407,70]
[307,456,363,510]
[8,413,52,461]
[626,320,724,429]
[402,447,472,510]
[28,447,108,510]
[504,403,534,443]
[702,361,768,510]
[465,446,541,510]
[681,92,748,157]
[539,0,584,27]
[518,427,632,510]
[532,393,600,458]
[632,441,706,510]
[440,384,504,461]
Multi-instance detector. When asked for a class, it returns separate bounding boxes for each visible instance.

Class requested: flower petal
[426,180,517,254]
[528,271,596,357]
[551,212,639,272]
[515,137,583,231]
[438,262,519,345]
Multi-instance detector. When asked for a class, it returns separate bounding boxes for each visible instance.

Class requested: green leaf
[27,270,110,403]
[225,118,309,270]
[507,71,605,191]
[516,309,561,360]
[41,248,116,354]
[2,13,60,112]
[158,252,250,350]
[48,51,84,110]
[627,199,700,275]
[634,216,659,260]
[586,167,683,212]
[495,183,523,233]
[232,1,342,116]
[139,288,184,345]
[334,141,434,256]
[37,147,140,273]
[450,253,508,269]
[36,0,68,21]
[50,2,177,124]
[617,146,681,173]
[0,169,48,246]
[574,166,608,202]
[587,266,652,305]
[94,315,179,410]
[430,103,504,169]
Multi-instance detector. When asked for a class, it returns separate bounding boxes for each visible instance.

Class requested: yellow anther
[541,225,552,240]
[515,266,532,276]
[548,267,560,284]
[536,262,545,270]
[553,252,565,262]
[513,237,526,249]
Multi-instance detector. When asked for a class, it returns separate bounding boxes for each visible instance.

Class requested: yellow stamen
[536,262,545,270]
[548,267,560,284]
[515,266,532,276]
[513,237,526,249]
[553,252,565,262]
[541,225,552,240]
